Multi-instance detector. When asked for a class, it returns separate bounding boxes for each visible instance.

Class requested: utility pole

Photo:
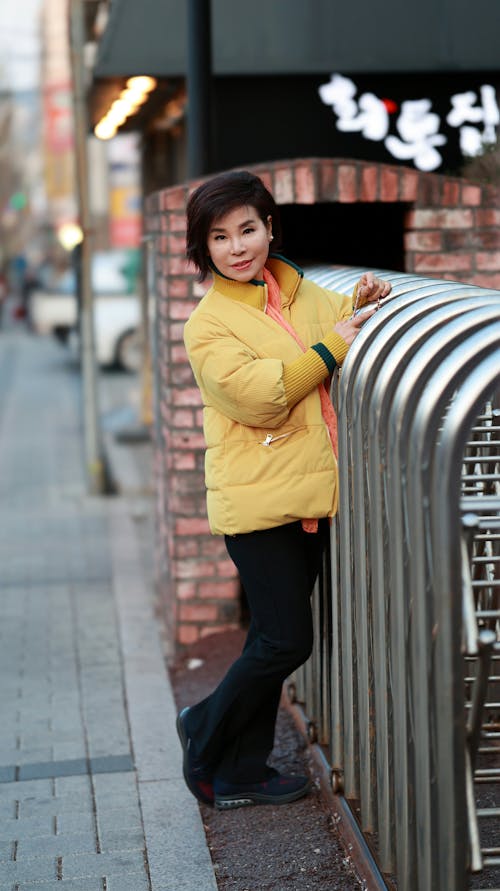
[187,0,213,177]
[68,0,106,494]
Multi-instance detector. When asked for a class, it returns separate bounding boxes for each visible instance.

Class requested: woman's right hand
[334,306,377,346]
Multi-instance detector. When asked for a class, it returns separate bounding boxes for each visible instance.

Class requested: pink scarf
[263,267,338,533]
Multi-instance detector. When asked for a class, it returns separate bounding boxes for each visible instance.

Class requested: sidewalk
[0,331,217,890]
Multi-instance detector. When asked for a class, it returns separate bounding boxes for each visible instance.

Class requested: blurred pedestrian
[177,170,391,810]
[0,268,7,329]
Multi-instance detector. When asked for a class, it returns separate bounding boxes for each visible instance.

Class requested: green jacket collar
[211,254,304,311]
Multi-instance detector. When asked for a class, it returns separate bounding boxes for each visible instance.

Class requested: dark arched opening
[279,202,407,270]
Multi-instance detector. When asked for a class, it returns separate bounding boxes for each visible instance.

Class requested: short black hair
[186,170,282,281]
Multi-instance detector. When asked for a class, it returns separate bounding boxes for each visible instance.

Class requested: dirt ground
[169,629,364,891]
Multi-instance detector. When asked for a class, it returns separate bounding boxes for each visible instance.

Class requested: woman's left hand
[355,273,392,308]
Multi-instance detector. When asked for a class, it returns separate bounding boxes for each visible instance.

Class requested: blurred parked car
[31,249,141,372]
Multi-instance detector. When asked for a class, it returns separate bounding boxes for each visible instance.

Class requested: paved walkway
[0,331,217,890]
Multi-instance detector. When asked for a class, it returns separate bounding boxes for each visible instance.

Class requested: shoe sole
[215,780,311,810]
[176,707,214,807]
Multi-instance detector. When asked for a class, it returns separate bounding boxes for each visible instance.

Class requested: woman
[177,170,391,810]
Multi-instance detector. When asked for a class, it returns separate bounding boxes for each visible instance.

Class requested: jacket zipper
[261,430,295,447]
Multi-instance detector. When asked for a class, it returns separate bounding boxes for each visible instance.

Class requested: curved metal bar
[400,323,500,891]
[292,265,500,891]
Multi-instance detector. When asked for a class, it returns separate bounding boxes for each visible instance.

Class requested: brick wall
[144,157,500,654]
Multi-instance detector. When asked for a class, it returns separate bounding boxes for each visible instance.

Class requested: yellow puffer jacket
[183,256,353,535]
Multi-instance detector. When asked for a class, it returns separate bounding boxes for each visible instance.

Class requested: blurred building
[40,0,77,235]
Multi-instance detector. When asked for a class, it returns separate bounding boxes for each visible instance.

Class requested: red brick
[404,230,443,251]
[461,184,482,206]
[476,209,500,226]
[441,180,461,205]
[170,322,186,341]
[198,580,240,599]
[171,408,195,428]
[360,166,378,201]
[177,581,197,600]
[168,256,195,276]
[273,167,295,204]
[475,251,500,271]
[167,233,187,254]
[171,344,188,364]
[170,452,196,470]
[171,366,197,386]
[337,164,358,202]
[200,538,228,557]
[406,209,474,229]
[475,230,500,249]
[380,167,399,201]
[173,559,216,580]
[294,162,316,204]
[443,231,474,250]
[170,432,206,450]
[164,186,187,210]
[187,177,208,196]
[253,168,273,191]
[175,539,199,558]
[178,624,200,645]
[199,622,239,638]
[413,252,472,273]
[166,278,190,298]
[319,161,337,200]
[217,559,239,577]
[175,517,211,535]
[170,213,187,232]
[399,168,419,201]
[169,300,198,320]
[179,604,218,622]
[171,388,202,407]
[470,272,500,289]
[418,175,443,205]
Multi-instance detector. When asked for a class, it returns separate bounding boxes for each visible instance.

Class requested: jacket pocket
[259,427,306,447]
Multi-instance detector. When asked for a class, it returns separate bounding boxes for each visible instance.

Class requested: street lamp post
[187,0,213,177]
[68,0,106,494]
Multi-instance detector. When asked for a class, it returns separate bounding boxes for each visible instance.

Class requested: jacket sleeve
[184,314,290,429]
[323,286,354,321]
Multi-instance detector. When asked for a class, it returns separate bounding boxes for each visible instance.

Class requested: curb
[109,501,218,891]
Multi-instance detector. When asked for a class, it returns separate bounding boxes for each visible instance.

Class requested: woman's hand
[334,306,377,345]
[354,273,392,308]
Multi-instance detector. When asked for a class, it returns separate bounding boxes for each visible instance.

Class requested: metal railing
[291,267,500,891]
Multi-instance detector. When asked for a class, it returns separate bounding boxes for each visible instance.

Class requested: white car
[30,250,142,372]
[70,295,141,373]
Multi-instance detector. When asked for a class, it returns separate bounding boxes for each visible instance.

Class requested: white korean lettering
[447,85,500,156]
[384,99,447,171]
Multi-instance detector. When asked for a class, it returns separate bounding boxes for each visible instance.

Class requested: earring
[269,234,274,241]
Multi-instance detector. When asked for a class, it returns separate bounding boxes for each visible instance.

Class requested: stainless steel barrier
[292,267,500,891]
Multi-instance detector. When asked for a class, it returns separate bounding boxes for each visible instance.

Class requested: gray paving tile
[60,850,147,879]
[54,813,96,836]
[105,874,151,891]
[15,832,97,860]
[0,817,54,841]
[0,778,53,801]
[16,882,103,891]
[0,855,57,882]
[18,759,88,781]
[19,795,93,818]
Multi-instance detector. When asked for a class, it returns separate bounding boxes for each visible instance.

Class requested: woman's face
[207,205,272,282]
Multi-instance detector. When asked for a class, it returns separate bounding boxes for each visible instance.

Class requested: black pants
[184,519,329,783]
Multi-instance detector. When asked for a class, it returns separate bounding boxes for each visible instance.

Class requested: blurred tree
[460,140,500,186]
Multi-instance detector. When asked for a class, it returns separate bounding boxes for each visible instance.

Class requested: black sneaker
[214,772,311,810]
[176,707,214,806]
